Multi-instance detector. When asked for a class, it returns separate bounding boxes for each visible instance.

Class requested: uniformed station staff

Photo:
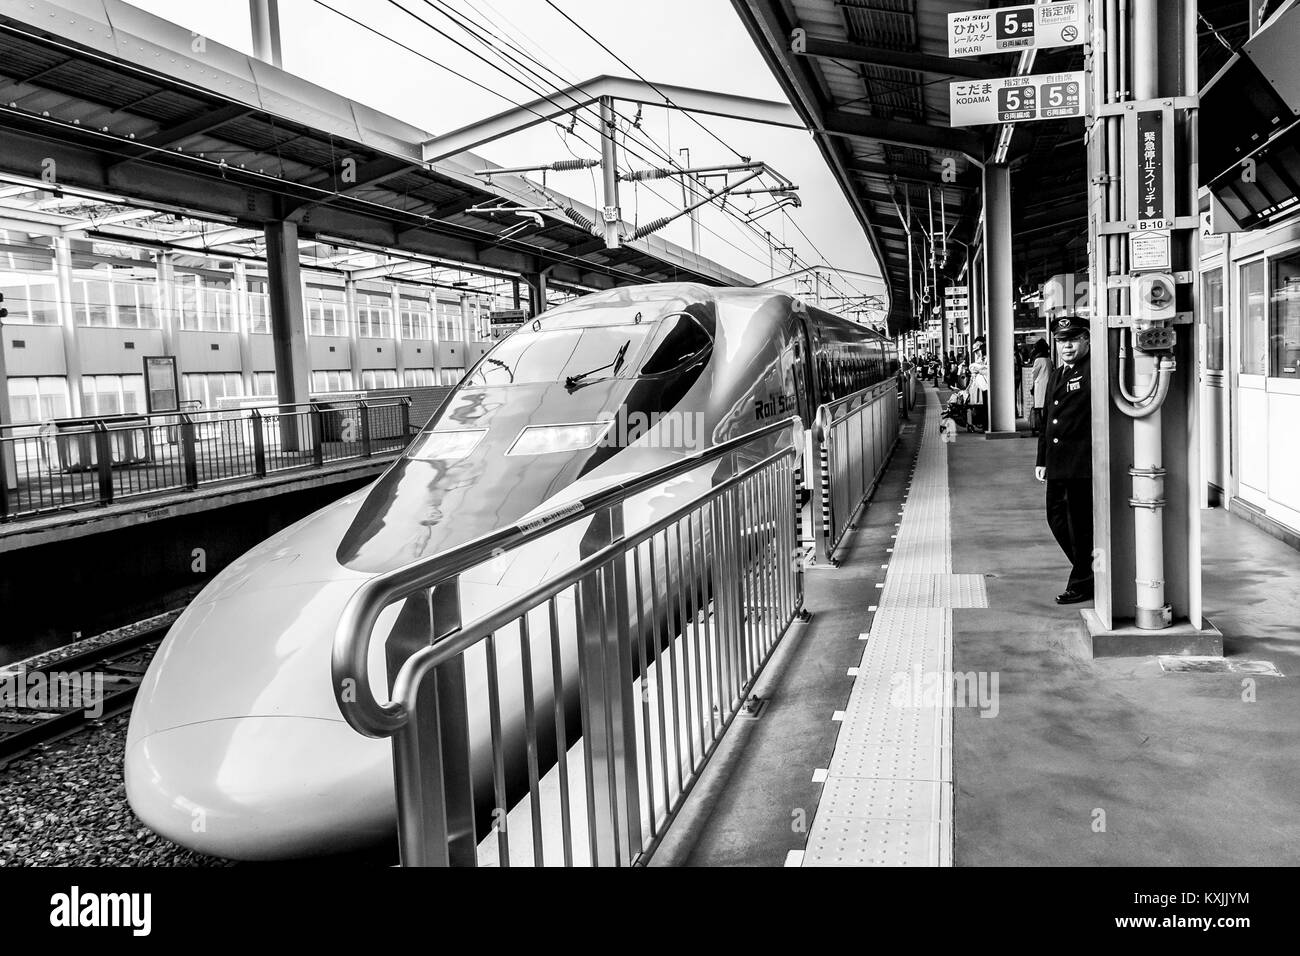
[1034,316,1093,605]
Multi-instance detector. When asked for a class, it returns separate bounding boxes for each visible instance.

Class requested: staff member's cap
[1051,316,1088,340]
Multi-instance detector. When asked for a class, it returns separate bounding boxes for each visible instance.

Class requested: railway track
[0,623,170,767]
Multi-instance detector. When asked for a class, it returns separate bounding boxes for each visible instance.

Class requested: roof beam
[850,160,980,189]
[791,32,1002,81]
[422,74,801,163]
[134,104,254,150]
[822,110,983,156]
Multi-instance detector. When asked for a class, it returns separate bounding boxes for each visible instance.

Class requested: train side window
[640,313,711,375]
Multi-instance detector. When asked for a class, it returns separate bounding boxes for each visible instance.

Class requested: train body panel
[125,283,897,859]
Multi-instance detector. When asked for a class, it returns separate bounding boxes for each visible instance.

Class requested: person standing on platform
[968,336,989,431]
[1034,317,1093,605]
[1029,338,1051,436]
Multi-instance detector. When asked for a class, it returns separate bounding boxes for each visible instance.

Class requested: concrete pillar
[264,220,311,406]
[459,294,473,342]
[391,286,405,386]
[525,271,549,317]
[53,237,84,417]
[233,259,255,398]
[345,277,362,388]
[155,252,177,362]
[0,308,12,493]
[983,164,1016,435]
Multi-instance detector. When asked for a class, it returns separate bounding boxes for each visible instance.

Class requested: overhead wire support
[472,159,600,179]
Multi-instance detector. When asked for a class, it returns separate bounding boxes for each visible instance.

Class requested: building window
[360,369,398,389]
[1269,251,1300,378]
[1202,269,1224,373]
[357,292,394,338]
[399,292,431,340]
[310,369,354,393]
[0,275,58,325]
[305,281,348,337]
[402,368,435,387]
[175,272,235,332]
[181,372,243,409]
[438,366,465,386]
[1240,261,1267,375]
[7,376,69,423]
[247,277,271,334]
[82,374,146,416]
[71,275,113,327]
[252,371,278,398]
[111,275,161,329]
[436,301,463,341]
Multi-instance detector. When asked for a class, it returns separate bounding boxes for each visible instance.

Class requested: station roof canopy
[0,0,751,292]
[732,0,1090,334]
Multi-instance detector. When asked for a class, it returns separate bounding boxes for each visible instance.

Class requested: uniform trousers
[1045,477,1093,593]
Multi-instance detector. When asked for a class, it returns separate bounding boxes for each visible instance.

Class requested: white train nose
[125,716,395,860]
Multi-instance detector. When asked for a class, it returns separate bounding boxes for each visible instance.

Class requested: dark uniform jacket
[1035,353,1091,479]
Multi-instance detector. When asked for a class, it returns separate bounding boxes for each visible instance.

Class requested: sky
[124,0,885,307]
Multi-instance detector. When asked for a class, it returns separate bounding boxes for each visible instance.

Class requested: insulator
[633,215,674,239]
[626,167,672,182]
[561,205,597,233]
[551,159,595,171]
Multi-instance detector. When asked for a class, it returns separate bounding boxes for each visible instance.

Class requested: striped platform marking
[803,389,961,868]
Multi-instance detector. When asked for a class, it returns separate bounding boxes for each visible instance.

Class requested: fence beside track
[0,398,411,521]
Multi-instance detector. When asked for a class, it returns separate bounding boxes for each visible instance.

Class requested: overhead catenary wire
[403,0,786,271]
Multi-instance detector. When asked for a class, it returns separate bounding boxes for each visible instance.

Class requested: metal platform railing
[809,376,903,565]
[0,398,411,521]
[332,416,805,867]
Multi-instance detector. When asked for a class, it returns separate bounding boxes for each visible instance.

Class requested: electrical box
[1129,272,1177,323]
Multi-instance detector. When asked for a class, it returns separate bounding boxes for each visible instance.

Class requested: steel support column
[983,165,1016,434]
[265,220,312,448]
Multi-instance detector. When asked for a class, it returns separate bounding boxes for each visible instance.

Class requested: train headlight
[408,428,487,462]
[506,421,613,456]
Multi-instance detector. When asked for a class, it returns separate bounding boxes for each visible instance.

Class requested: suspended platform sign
[950,72,1086,126]
[944,285,970,320]
[947,2,1088,58]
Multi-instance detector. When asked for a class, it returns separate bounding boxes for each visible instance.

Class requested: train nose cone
[125,715,394,861]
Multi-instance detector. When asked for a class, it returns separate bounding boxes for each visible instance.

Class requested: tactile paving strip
[804,391,958,867]
[882,573,989,608]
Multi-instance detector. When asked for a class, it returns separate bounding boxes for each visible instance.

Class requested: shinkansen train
[124,283,898,860]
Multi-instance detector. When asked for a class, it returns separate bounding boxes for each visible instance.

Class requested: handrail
[390,443,797,713]
[332,414,803,738]
[0,397,413,435]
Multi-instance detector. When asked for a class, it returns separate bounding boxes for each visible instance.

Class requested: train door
[1200,266,1227,506]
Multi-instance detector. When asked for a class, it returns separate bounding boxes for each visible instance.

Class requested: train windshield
[464,324,654,387]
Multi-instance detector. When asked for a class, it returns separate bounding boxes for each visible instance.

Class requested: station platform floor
[654,384,1300,867]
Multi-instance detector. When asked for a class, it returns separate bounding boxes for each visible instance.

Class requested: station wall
[1200,206,1300,540]
[0,222,499,424]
